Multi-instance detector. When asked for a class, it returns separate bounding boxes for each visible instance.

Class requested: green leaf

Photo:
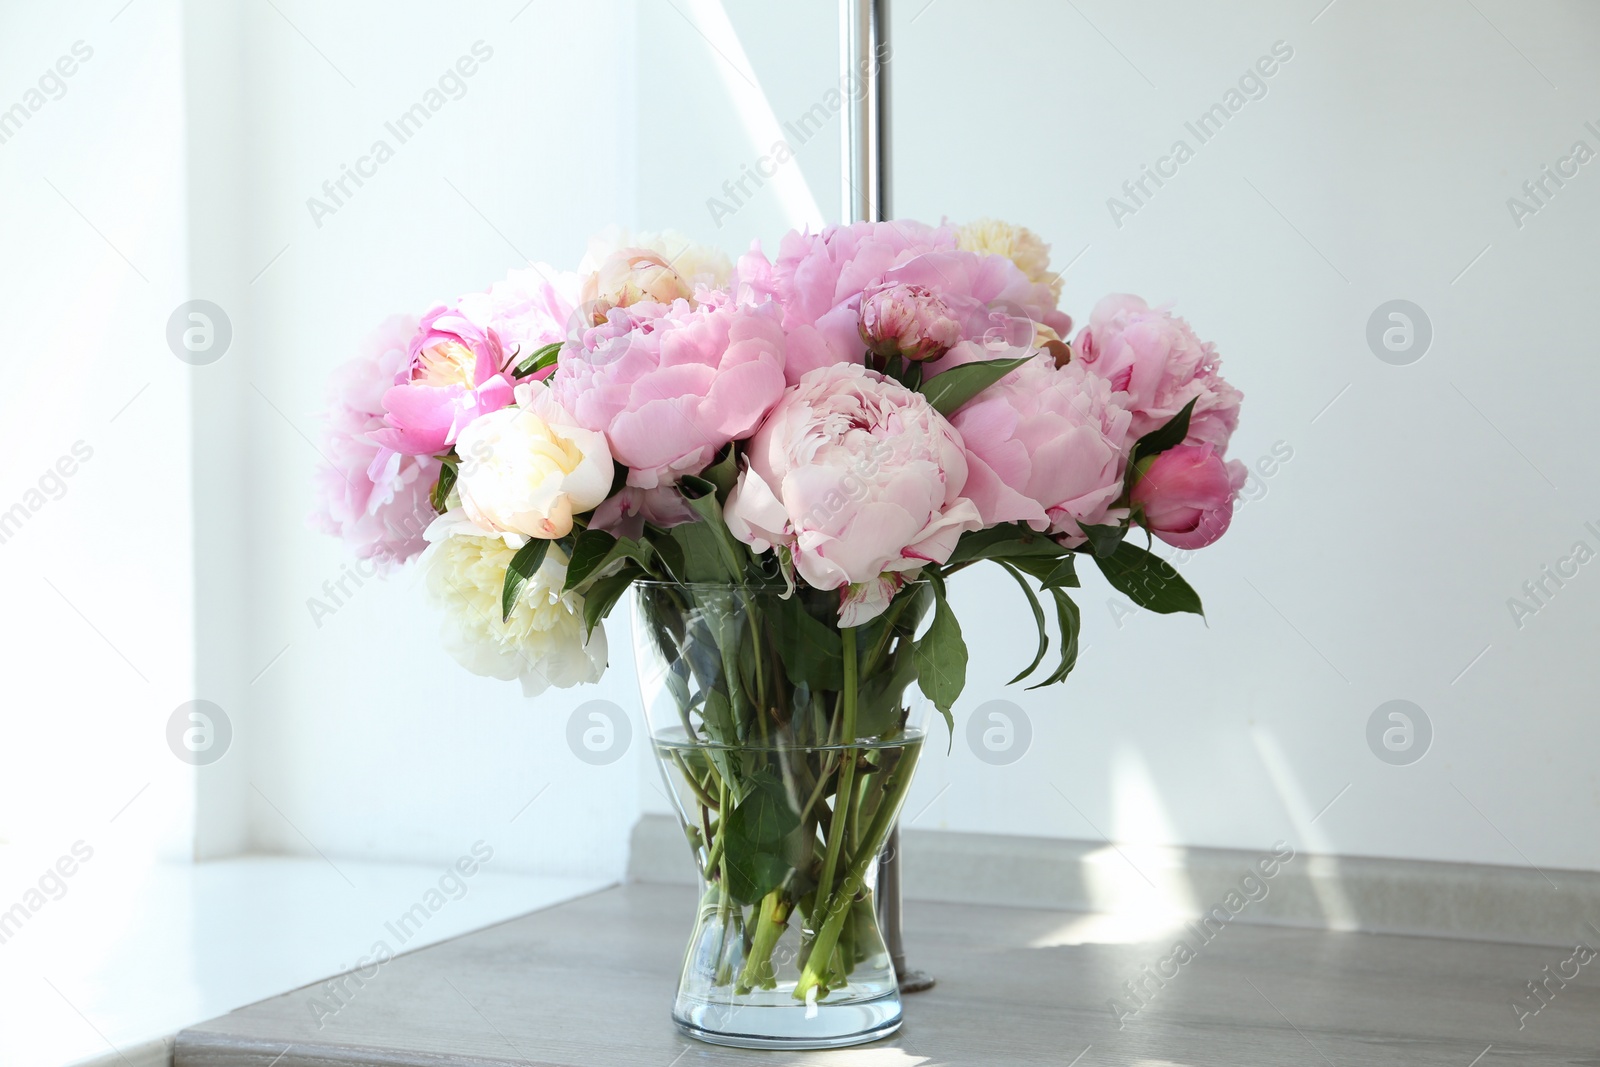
[723,770,801,905]
[1094,542,1203,615]
[648,531,686,584]
[678,474,719,502]
[1008,554,1080,589]
[1029,588,1081,689]
[1120,396,1199,503]
[512,341,563,378]
[725,850,790,907]
[946,523,1070,566]
[1131,396,1197,462]
[677,476,749,580]
[853,585,931,736]
[917,356,1032,416]
[700,445,739,504]
[581,564,643,636]
[700,687,738,746]
[563,529,618,591]
[430,458,458,513]
[669,521,733,583]
[768,594,845,692]
[856,641,919,738]
[1041,556,1080,588]
[1079,522,1127,558]
[914,572,967,734]
[997,563,1050,684]
[501,538,551,622]
[727,771,800,845]
[563,529,654,592]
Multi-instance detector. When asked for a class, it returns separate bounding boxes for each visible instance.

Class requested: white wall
[189,0,647,879]
[892,0,1600,873]
[12,0,1595,892]
[0,0,196,887]
[629,0,1600,876]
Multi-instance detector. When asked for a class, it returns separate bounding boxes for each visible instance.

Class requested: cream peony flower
[579,227,732,295]
[454,383,613,540]
[956,218,1062,302]
[424,511,607,697]
[580,248,696,323]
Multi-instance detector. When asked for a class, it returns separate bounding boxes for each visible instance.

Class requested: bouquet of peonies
[313,218,1243,702]
[313,218,1243,1013]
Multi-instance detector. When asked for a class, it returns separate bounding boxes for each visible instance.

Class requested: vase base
[673,990,903,1050]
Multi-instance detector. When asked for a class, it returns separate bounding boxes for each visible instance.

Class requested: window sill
[2,854,607,1067]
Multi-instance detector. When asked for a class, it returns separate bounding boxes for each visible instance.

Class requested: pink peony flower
[774,220,956,329]
[859,281,967,362]
[486,265,581,379]
[550,298,787,490]
[756,225,1074,386]
[733,238,780,307]
[950,357,1133,547]
[765,220,957,384]
[311,315,441,570]
[1130,443,1240,549]
[873,249,1073,373]
[590,486,696,541]
[372,295,515,456]
[725,363,982,624]
[1074,294,1242,449]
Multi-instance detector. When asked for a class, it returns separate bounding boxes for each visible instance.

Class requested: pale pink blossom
[766,220,957,384]
[725,363,981,623]
[550,298,787,489]
[590,486,695,542]
[486,265,581,379]
[1074,294,1242,449]
[311,315,440,570]
[951,357,1132,547]
[762,232,1073,386]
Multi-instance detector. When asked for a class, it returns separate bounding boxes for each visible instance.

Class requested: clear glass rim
[651,726,928,752]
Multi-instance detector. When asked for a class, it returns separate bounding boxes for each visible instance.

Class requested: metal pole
[840,0,889,223]
[842,0,934,996]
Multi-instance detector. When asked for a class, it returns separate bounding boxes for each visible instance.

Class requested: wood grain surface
[175,883,1600,1066]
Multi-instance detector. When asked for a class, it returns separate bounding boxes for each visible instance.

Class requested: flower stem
[700,824,725,881]
[812,626,859,925]
[735,888,789,993]
[713,779,734,985]
[792,743,920,1001]
[672,750,718,811]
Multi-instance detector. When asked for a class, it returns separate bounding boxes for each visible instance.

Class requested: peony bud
[858,281,965,363]
[1130,443,1239,549]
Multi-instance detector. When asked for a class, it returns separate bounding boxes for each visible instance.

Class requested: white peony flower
[423,510,607,697]
[956,218,1061,302]
[454,383,613,540]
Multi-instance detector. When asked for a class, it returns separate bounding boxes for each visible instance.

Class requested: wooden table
[176,883,1597,1065]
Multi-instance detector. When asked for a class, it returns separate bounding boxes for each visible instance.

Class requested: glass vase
[633,581,931,1049]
